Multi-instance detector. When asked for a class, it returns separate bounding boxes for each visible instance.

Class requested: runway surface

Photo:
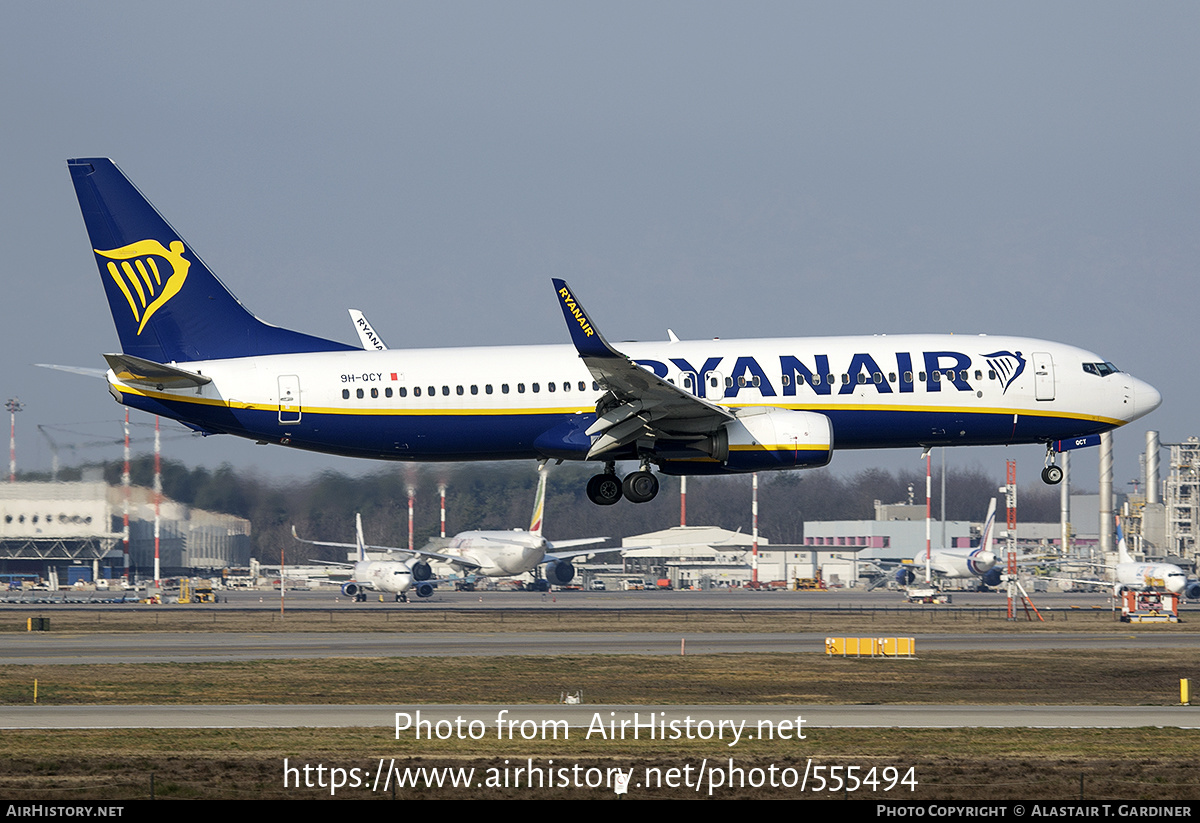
[5,630,1197,665]
[2,704,1196,730]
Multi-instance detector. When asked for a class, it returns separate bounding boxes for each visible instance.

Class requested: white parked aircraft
[1073,520,1194,598]
[65,158,1162,505]
[292,513,450,601]
[424,464,608,590]
[894,498,1000,587]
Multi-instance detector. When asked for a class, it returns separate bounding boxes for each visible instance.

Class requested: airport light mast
[6,398,22,483]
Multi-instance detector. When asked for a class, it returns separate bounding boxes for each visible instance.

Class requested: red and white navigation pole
[122,411,131,581]
[439,484,446,538]
[407,487,415,552]
[153,416,161,588]
[751,473,759,588]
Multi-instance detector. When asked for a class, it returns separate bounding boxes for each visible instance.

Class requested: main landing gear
[1041,446,1063,485]
[586,461,660,505]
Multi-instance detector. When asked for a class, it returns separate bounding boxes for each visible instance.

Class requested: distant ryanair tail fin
[67,158,355,363]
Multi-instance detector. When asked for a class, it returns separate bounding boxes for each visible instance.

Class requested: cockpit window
[1082,362,1120,377]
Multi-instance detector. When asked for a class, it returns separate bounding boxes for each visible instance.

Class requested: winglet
[552,279,620,359]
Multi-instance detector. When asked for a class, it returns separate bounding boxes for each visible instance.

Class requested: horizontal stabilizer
[35,363,108,380]
[103,353,212,389]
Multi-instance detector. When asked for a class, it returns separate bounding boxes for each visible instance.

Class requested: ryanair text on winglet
[558,287,594,338]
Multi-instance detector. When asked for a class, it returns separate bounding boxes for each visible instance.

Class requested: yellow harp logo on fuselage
[95,239,191,335]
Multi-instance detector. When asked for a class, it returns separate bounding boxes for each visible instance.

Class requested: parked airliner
[424,464,608,589]
[1080,520,1194,598]
[895,498,1000,588]
[292,513,443,601]
[66,158,1161,505]
[293,467,606,592]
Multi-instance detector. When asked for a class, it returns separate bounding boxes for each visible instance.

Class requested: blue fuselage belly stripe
[122,392,1112,462]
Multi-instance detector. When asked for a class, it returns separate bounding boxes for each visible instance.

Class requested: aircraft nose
[1131,377,1163,421]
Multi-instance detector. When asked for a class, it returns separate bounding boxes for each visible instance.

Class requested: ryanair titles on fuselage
[628,348,1026,400]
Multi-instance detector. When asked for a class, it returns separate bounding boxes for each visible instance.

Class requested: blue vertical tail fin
[67,158,355,363]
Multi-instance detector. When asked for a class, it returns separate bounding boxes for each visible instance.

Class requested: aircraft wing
[543,539,609,563]
[545,537,609,551]
[291,527,481,569]
[362,542,481,568]
[552,279,734,458]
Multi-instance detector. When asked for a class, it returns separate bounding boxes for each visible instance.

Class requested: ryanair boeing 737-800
[65,158,1161,505]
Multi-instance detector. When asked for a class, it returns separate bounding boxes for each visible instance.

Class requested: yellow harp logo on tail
[95,240,191,335]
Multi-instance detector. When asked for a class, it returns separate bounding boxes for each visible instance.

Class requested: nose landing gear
[1042,446,1063,485]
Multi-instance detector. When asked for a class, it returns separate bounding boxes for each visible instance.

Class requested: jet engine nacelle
[712,408,833,472]
[1186,580,1200,600]
[411,560,432,581]
[895,567,916,586]
[341,582,362,598]
[544,560,576,586]
[415,581,435,598]
[980,568,1002,588]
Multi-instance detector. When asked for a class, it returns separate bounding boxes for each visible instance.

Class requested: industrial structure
[0,479,251,585]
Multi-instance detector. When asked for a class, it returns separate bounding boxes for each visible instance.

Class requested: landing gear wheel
[1042,465,1063,485]
[586,473,622,506]
[622,470,660,504]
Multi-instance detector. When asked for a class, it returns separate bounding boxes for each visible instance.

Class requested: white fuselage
[354,560,414,595]
[911,548,998,580]
[437,531,548,578]
[1115,562,1186,594]
[107,333,1160,468]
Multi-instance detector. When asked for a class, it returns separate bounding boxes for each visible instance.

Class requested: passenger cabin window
[502,384,509,394]
[356,388,364,399]
[486,385,493,394]
[342,389,350,399]
[371,387,378,398]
